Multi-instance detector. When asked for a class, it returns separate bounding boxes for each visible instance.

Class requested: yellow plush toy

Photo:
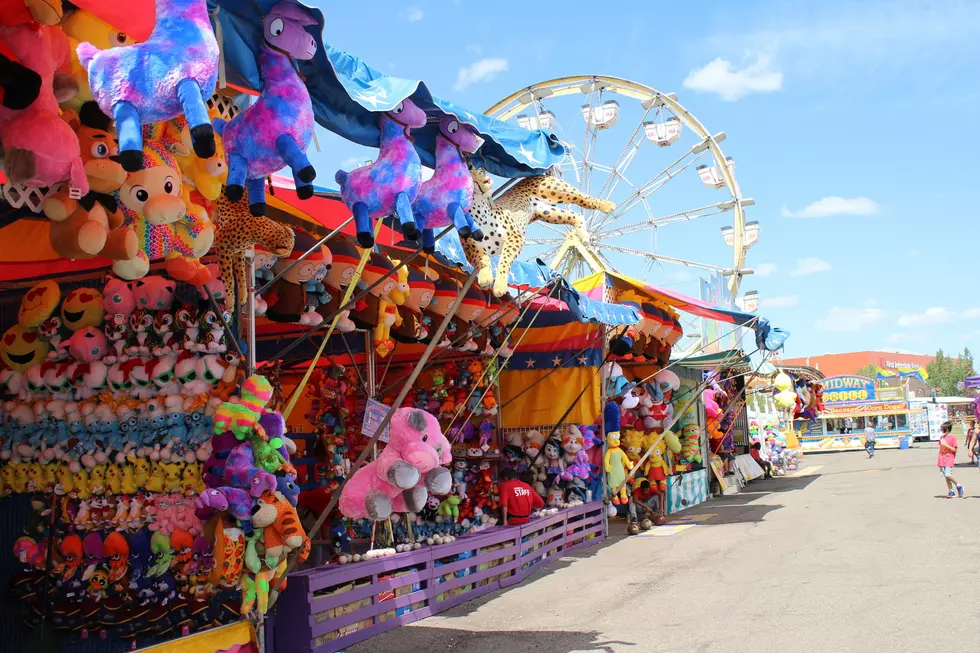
[129,455,150,488]
[161,462,185,493]
[644,434,671,493]
[24,463,43,493]
[622,430,646,466]
[181,462,204,496]
[145,463,165,493]
[105,463,122,495]
[120,464,137,494]
[55,464,74,496]
[0,465,14,496]
[89,464,107,495]
[74,468,91,500]
[604,431,634,506]
[13,464,30,494]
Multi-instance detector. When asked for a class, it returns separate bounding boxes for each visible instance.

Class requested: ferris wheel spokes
[601,201,742,240]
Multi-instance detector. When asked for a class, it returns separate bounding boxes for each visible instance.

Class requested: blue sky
[304,0,980,359]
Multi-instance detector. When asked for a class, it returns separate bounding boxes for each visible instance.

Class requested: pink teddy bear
[339,408,452,521]
[146,494,203,537]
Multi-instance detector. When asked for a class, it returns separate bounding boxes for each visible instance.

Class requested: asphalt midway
[349,443,980,652]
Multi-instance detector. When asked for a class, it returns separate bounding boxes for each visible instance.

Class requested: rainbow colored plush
[335,99,428,248]
[213,375,274,441]
[77,0,219,172]
[215,2,317,216]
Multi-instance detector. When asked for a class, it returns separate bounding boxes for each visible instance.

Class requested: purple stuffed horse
[214,2,318,217]
[78,0,219,172]
[413,115,484,252]
[335,99,428,248]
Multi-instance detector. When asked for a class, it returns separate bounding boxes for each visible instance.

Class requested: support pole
[247,255,257,377]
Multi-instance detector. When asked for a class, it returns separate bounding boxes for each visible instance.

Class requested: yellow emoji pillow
[61,287,104,331]
[18,280,61,329]
[1,325,50,372]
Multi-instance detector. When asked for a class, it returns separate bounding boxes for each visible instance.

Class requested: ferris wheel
[484,75,758,297]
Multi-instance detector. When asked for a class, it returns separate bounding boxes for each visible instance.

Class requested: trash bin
[899,437,910,449]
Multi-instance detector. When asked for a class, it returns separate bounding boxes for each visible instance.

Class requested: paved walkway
[350,444,980,652]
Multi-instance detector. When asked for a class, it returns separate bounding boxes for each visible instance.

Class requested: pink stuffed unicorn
[0,23,88,195]
[335,99,428,248]
[339,408,452,521]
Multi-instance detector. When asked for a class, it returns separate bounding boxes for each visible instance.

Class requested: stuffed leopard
[463,167,616,296]
[214,194,296,311]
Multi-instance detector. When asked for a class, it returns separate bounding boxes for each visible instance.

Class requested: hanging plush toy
[604,431,632,505]
[335,99,428,248]
[214,2,318,216]
[42,102,138,261]
[264,241,329,324]
[77,0,219,172]
[0,22,88,195]
[112,140,214,281]
[315,237,359,331]
[413,115,484,251]
[0,40,41,111]
[214,194,295,311]
[339,409,452,521]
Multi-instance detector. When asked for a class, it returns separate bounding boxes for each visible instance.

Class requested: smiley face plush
[18,281,61,328]
[1,325,51,372]
[61,287,104,331]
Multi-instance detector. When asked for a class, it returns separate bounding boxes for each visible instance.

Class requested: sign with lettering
[822,375,876,403]
[821,401,908,416]
[877,387,903,401]
[361,398,392,443]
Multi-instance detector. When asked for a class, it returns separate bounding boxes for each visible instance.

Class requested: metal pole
[599,325,609,533]
[268,271,479,611]
[256,217,354,295]
[247,255,257,377]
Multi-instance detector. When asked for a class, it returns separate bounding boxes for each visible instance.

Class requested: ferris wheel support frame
[485,75,751,295]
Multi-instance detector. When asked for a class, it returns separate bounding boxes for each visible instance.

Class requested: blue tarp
[208,0,565,178]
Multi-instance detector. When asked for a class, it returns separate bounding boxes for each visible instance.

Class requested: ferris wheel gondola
[485,76,758,297]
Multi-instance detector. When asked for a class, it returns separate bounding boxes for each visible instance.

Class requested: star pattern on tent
[552,356,563,367]
[578,355,589,365]
[518,143,540,164]
[525,358,536,368]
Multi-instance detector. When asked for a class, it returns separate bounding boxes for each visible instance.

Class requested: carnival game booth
[0,0,580,651]
[798,375,911,452]
[573,271,788,522]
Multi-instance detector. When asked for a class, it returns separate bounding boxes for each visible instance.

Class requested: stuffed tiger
[252,491,309,562]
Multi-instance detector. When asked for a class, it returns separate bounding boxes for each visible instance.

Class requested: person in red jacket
[499,467,543,525]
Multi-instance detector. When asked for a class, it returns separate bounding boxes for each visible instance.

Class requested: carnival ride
[486,76,758,297]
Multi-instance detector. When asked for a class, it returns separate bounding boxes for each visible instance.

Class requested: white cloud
[790,257,831,276]
[964,308,980,319]
[815,306,886,332]
[454,58,509,91]
[897,307,954,327]
[754,262,777,277]
[781,197,879,219]
[682,53,783,101]
[760,295,799,308]
[404,5,423,21]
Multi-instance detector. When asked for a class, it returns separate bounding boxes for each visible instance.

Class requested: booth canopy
[574,270,789,352]
[206,0,564,178]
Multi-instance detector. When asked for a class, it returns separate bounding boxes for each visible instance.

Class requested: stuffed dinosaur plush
[214,2,317,216]
[77,0,219,172]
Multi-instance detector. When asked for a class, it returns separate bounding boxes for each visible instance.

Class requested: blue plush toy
[76,0,219,172]
[276,474,300,506]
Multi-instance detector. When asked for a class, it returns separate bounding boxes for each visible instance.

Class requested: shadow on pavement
[351,625,635,653]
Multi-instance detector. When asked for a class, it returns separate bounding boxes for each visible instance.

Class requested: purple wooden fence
[271,501,606,653]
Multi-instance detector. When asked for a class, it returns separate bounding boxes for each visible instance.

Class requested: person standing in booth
[499,467,544,525]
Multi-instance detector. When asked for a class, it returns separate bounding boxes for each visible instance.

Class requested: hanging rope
[282,220,384,420]
[268,271,479,612]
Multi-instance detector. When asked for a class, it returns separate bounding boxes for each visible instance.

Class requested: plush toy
[77,0,219,172]
[251,490,309,562]
[42,102,138,261]
[214,2,317,215]
[335,99,428,248]
[214,195,296,310]
[223,442,277,498]
[464,168,615,297]
[264,241,329,324]
[339,408,452,520]
[1,324,51,373]
[0,22,87,195]
[60,5,141,111]
[392,264,436,343]
[314,237,359,330]
[112,140,215,280]
[0,40,41,111]
[604,431,633,505]
[413,115,485,250]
